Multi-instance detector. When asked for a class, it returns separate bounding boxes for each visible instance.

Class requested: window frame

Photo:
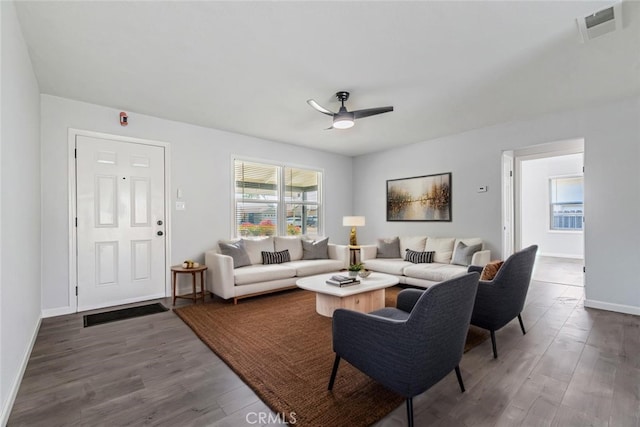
[231,156,323,238]
[548,174,584,232]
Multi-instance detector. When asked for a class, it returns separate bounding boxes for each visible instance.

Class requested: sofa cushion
[425,237,456,264]
[302,237,329,259]
[404,249,434,264]
[376,237,401,258]
[399,236,427,254]
[287,259,345,276]
[262,249,291,265]
[234,263,296,285]
[218,240,251,268]
[451,241,482,266]
[362,258,412,275]
[403,263,467,282]
[243,237,275,265]
[274,236,303,261]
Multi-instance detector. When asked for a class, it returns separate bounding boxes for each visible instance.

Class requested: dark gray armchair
[328,272,480,427]
[468,244,538,358]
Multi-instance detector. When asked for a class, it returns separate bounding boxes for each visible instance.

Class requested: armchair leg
[490,330,498,359]
[406,397,414,427]
[454,365,465,393]
[518,314,526,335]
[328,355,341,391]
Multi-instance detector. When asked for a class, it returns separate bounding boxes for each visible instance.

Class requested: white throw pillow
[399,236,427,254]
[243,237,275,265]
[274,236,303,261]
[424,237,456,264]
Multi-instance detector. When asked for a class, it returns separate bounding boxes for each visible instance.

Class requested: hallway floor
[532,255,584,287]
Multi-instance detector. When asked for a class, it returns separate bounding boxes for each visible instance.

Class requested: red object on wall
[120,112,128,126]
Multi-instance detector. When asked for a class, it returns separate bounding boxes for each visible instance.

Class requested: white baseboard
[1,317,41,426]
[41,305,75,318]
[538,252,583,259]
[584,299,640,316]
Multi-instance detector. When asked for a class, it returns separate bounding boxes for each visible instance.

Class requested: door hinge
[74,148,77,158]
[75,286,78,296]
[510,170,513,177]
[75,217,78,227]
[583,266,586,273]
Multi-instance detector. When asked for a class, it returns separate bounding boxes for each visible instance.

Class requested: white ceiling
[14,1,640,157]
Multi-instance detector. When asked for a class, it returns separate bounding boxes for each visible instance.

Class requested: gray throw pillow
[302,237,329,260]
[451,241,482,266]
[377,237,401,258]
[218,240,251,268]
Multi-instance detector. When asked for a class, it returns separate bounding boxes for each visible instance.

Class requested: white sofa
[205,236,349,303]
[360,236,490,288]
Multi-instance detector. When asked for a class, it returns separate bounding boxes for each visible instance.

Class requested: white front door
[76,135,166,311]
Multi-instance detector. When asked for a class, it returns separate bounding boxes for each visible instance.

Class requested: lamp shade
[343,216,366,227]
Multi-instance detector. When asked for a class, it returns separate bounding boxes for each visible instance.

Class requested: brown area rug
[174,287,488,427]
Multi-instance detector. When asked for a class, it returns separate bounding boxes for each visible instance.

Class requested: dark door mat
[83,303,168,327]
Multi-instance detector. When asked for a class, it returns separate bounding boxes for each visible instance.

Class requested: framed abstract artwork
[386,172,452,221]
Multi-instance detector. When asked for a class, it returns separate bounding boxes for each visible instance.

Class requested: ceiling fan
[307,91,393,130]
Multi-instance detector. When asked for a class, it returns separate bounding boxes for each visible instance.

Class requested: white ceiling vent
[577,2,623,42]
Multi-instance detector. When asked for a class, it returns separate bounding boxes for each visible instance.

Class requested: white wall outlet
[478,186,488,193]
[176,201,186,210]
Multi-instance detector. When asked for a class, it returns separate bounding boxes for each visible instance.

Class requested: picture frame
[387,172,452,221]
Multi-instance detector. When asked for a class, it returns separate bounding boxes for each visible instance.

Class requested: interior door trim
[68,128,172,313]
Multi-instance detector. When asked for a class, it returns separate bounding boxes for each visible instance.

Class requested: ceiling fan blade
[307,99,335,116]
[353,106,394,119]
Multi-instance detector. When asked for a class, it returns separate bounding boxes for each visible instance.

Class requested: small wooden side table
[348,245,361,265]
[171,264,208,306]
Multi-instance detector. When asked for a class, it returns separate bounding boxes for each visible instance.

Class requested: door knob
[157,231,164,236]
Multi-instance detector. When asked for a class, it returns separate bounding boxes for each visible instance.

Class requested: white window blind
[234,159,322,237]
[550,176,583,231]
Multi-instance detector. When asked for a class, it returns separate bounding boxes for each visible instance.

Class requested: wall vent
[577,2,623,42]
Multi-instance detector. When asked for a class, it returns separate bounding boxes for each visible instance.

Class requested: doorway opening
[503,138,584,287]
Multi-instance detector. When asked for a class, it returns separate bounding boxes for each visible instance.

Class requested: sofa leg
[454,365,465,393]
[490,330,498,359]
[233,297,238,305]
[328,355,341,391]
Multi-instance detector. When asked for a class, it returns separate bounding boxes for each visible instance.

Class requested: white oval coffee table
[296,272,399,317]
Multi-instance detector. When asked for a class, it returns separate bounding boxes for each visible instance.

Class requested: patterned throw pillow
[262,249,291,265]
[404,249,435,264]
[481,260,504,280]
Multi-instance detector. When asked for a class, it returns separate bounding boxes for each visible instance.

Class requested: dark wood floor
[8,261,640,426]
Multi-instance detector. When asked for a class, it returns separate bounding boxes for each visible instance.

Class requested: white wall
[40,95,354,314]
[521,154,584,258]
[353,96,640,315]
[0,1,42,423]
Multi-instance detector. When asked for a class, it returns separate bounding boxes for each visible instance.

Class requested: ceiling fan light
[333,118,355,129]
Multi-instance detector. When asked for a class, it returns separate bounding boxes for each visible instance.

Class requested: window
[550,176,583,231]
[234,159,322,237]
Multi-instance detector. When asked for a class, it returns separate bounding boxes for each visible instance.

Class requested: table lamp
[343,216,366,246]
